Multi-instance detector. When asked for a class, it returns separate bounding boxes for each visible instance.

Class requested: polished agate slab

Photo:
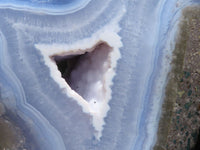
[0,0,199,150]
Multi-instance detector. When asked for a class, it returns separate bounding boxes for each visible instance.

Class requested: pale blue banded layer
[0,0,91,14]
[0,0,199,150]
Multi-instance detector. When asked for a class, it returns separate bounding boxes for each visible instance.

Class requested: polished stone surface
[0,0,199,150]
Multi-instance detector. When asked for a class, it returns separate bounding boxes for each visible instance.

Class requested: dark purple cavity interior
[51,42,112,102]
[52,54,84,85]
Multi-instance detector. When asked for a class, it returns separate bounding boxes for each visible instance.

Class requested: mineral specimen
[0,0,199,150]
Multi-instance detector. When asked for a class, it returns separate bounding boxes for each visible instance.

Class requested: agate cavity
[51,42,112,108]
[35,21,123,139]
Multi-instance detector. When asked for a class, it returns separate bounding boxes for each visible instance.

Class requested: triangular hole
[51,42,112,103]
